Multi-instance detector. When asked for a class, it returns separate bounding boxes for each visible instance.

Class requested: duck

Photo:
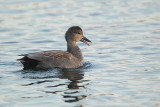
[18,26,91,69]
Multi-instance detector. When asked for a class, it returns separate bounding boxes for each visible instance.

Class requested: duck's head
[65,26,91,46]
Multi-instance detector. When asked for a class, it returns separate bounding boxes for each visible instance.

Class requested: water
[0,0,160,107]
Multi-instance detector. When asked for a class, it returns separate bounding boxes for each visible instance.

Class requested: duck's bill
[80,37,91,46]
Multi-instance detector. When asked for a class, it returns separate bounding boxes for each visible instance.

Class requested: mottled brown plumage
[18,26,91,69]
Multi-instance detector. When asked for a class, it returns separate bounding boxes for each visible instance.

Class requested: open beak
[80,37,91,46]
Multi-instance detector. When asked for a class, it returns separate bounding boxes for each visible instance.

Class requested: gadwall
[18,26,91,69]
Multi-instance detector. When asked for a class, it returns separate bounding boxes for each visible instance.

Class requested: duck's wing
[18,50,74,69]
[18,50,64,61]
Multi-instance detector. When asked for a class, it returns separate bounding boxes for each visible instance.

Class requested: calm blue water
[0,0,160,107]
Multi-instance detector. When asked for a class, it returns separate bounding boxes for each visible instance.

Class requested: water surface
[0,0,160,107]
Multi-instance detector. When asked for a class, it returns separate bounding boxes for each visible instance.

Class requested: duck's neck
[67,41,83,61]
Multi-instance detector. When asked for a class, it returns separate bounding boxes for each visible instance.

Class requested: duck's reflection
[59,69,88,102]
[20,68,90,103]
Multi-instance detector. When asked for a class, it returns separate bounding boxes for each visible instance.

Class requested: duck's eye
[73,32,81,34]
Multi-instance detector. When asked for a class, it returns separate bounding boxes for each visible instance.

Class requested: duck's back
[18,50,84,69]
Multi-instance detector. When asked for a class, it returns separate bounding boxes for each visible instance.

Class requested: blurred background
[0,0,160,107]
